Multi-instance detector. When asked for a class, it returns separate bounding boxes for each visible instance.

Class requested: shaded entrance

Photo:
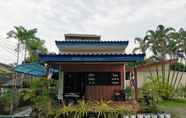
[64,72,86,98]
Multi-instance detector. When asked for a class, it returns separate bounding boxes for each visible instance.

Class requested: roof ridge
[55,40,129,43]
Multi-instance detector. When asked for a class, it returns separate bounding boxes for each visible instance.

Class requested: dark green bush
[170,63,186,72]
[0,89,12,114]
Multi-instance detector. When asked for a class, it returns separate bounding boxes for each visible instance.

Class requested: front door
[64,72,86,98]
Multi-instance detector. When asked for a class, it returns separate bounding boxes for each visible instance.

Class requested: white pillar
[57,65,64,101]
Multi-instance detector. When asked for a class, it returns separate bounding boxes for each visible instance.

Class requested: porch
[40,53,145,101]
[57,63,125,101]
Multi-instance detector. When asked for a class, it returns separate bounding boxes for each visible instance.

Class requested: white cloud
[0,0,186,64]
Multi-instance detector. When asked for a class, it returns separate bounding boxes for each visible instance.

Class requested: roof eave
[39,54,145,63]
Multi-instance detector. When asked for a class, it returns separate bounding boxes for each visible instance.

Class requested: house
[0,62,12,85]
[40,34,145,100]
[0,62,12,73]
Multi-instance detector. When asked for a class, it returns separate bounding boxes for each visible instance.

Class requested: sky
[0,0,186,64]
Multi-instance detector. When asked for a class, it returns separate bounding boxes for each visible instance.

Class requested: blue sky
[0,0,186,64]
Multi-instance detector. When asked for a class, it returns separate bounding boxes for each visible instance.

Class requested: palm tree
[7,26,44,63]
[133,25,186,99]
[26,38,47,62]
[6,26,47,114]
[132,36,149,54]
[7,26,24,64]
[146,25,175,61]
[146,25,176,82]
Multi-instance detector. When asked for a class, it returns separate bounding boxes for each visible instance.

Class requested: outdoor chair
[112,90,126,101]
[64,92,80,105]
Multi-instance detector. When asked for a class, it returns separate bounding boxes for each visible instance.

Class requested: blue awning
[15,63,47,77]
[39,54,145,62]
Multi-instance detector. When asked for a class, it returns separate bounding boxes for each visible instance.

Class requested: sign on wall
[87,72,120,85]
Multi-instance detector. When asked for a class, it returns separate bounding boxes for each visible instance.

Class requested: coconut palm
[7,26,38,63]
[145,25,176,82]
[146,25,175,61]
[132,36,149,54]
[7,26,47,63]
[6,26,47,114]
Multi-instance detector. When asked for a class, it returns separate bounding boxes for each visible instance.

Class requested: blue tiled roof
[39,54,145,62]
[55,40,129,49]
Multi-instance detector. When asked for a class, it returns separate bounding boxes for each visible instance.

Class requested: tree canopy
[7,26,47,63]
[132,25,186,89]
[133,25,186,63]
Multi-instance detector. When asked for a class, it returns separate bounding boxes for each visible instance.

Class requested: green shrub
[142,76,175,100]
[175,84,186,98]
[20,78,58,117]
[170,63,186,72]
[0,89,12,114]
[55,100,134,118]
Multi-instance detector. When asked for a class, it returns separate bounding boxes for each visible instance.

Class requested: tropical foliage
[0,89,12,114]
[55,100,134,118]
[142,76,174,101]
[20,78,57,117]
[133,25,186,93]
[7,26,47,63]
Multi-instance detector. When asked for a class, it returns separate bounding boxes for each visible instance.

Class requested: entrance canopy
[39,54,145,62]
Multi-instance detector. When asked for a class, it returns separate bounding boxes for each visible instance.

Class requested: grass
[158,99,186,118]
[158,99,186,109]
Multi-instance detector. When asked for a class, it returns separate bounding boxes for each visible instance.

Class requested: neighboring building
[0,63,12,85]
[40,34,145,100]
[0,62,12,73]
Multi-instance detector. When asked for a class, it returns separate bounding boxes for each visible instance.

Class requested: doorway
[64,72,86,98]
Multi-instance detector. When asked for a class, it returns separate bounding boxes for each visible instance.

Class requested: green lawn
[158,99,186,118]
[158,99,186,109]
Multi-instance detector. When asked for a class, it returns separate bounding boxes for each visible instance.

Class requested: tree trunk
[24,44,27,63]
[16,41,20,65]
[161,64,165,83]
[156,65,159,78]
[167,59,173,84]
[167,55,172,83]
[170,58,178,86]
